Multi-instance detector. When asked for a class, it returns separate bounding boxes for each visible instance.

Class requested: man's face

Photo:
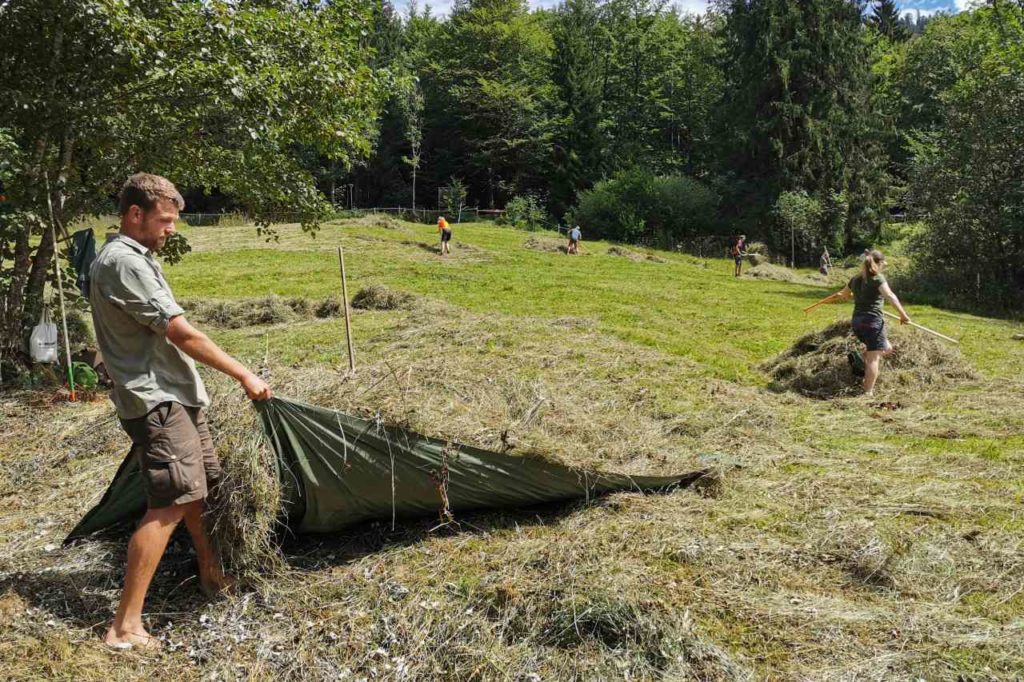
[125,199,178,252]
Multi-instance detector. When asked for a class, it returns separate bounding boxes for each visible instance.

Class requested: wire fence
[179,206,509,227]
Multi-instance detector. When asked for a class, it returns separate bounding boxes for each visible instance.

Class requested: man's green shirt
[89,234,209,419]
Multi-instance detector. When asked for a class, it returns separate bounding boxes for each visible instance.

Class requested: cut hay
[607,245,666,263]
[763,320,977,398]
[744,262,799,282]
[522,236,567,253]
[350,284,414,310]
[182,295,341,329]
[365,214,403,230]
[203,377,284,580]
[744,252,768,266]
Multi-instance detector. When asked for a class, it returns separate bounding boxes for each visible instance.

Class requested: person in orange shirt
[437,216,452,255]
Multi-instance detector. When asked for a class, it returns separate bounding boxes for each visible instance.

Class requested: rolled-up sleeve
[100,257,184,334]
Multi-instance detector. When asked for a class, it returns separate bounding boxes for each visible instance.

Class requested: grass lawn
[1,216,1022,680]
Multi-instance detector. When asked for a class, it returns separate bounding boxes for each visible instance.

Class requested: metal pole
[337,247,356,372]
[44,174,76,400]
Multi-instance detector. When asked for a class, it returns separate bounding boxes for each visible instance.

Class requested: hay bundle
[523,237,566,253]
[745,263,798,282]
[744,253,767,266]
[203,375,284,579]
[183,296,342,328]
[763,320,976,399]
[350,284,414,310]
[607,245,666,263]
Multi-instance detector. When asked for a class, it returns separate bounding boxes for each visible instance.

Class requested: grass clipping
[763,320,977,399]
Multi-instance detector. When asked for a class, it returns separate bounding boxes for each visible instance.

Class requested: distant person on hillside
[437,215,452,256]
[567,225,582,255]
[731,235,747,277]
[819,247,832,275]
[829,249,911,396]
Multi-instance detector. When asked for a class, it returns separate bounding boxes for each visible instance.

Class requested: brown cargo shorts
[120,401,221,509]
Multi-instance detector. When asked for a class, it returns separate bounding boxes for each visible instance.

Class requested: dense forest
[2,0,1022,361]
[338,0,1022,311]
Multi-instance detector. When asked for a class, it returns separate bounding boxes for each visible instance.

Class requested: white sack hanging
[29,307,59,363]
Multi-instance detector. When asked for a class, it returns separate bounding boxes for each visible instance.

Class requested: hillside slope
[2,217,1022,680]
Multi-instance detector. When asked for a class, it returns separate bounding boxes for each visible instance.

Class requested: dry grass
[522,236,568,254]
[762,320,978,399]
[182,295,341,329]
[607,246,667,264]
[350,285,414,311]
[2,221,1022,680]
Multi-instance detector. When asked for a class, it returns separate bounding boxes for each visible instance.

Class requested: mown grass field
[2,216,1023,680]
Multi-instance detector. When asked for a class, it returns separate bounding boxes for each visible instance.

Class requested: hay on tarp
[204,378,283,579]
[350,284,414,310]
[763,320,977,399]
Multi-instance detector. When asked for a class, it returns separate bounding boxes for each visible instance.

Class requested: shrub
[574,169,719,247]
[502,194,548,231]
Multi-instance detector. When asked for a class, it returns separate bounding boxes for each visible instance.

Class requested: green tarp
[66,397,706,543]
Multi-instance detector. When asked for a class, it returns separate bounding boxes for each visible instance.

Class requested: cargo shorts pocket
[139,402,205,507]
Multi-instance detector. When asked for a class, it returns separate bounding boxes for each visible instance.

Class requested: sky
[401,0,969,20]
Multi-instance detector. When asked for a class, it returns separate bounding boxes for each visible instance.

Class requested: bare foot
[104,625,161,651]
[200,573,237,599]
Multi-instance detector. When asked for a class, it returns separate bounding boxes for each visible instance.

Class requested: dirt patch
[350,284,414,311]
[763,320,977,398]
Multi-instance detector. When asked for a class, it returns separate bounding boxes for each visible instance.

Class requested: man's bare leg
[182,500,234,596]
[104,503,191,648]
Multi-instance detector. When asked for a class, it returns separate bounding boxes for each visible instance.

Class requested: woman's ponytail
[862,249,884,278]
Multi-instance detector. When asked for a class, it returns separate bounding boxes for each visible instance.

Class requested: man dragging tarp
[90,174,272,650]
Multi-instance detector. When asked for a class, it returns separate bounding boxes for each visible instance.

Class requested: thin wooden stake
[338,247,355,372]
[45,174,76,400]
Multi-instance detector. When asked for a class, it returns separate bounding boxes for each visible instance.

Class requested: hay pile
[523,236,567,253]
[350,284,414,310]
[183,295,341,329]
[744,263,799,282]
[744,252,768,266]
[763,320,977,398]
[607,245,666,263]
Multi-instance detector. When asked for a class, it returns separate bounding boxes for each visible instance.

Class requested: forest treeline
[347,0,1023,310]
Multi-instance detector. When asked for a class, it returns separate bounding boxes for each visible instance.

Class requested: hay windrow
[523,236,567,253]
[182,295,341,329]
[744,262,800,282]
[763,320,977,398]
[607,245,667,263]
[350,284,414,310]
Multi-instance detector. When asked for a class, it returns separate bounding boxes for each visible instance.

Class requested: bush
[502,194,548,231]
[772,191,824,264]
[574,169,719,247]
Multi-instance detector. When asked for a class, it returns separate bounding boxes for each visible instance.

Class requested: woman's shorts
[440,229,452,243]
[851,313,889,352]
